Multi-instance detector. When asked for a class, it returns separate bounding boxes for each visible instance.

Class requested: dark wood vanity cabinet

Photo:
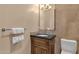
[31,37,55,54]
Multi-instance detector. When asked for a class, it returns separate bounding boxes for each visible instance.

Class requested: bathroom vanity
[30,31,56,54]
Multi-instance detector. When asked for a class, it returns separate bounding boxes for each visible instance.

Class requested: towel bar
[0,28,26,32]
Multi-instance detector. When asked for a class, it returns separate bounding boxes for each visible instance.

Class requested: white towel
[12,35,24,44]
[12,28,24,34]
[12,28,24,44]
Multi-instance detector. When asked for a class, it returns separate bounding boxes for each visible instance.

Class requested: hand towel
[12,28,24,34]
[12,28,24,44]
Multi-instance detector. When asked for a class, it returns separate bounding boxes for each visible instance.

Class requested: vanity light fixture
[40,4,52,10]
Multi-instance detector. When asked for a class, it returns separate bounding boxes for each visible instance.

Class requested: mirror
[38,4,55,31]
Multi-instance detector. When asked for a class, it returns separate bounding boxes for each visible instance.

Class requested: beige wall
[55,4,79,53]
[0,4,39,53]
[0,4,39,32]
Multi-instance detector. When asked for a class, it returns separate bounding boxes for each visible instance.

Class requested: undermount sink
[30,31,56,39]
[34,31,54,37]
[36,34,49,37]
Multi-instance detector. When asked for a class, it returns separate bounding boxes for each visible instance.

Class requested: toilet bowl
[61,38,77,54]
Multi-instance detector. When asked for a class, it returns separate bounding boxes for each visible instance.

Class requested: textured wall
[55,4,79,53]
[0,4,39,53]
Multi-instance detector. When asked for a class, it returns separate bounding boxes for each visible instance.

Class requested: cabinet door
[31,45,49,54]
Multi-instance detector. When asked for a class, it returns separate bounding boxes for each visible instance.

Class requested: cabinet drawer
[31,37,49,47]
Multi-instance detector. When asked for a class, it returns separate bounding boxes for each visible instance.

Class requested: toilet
[61,38,77,54]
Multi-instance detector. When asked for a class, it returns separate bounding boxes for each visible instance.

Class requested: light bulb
[40,4,44,9]
[40,4,52,10]
[48,6,52,9]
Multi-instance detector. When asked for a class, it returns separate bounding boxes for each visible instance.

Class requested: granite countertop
[30,31,56,40]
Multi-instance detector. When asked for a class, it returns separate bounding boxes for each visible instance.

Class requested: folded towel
[12,35,24,44]
[12,36,19,44]
[12,28,24,44]
[12,28,24,34]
